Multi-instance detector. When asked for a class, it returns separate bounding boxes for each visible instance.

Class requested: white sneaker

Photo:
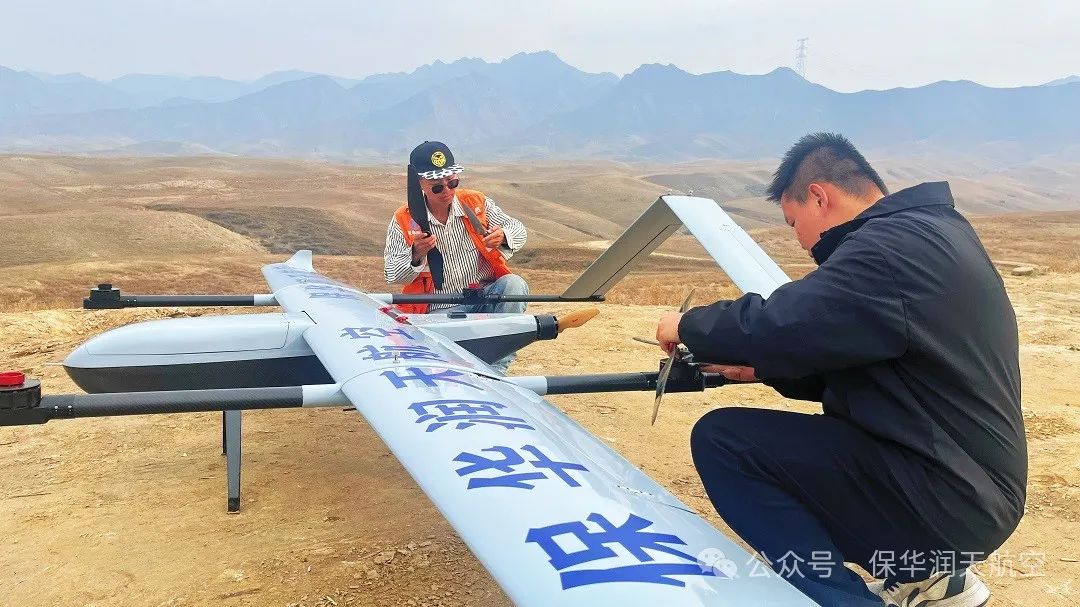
[867,570,991,607]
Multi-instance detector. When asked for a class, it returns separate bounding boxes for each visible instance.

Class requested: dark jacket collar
[810,181,955,264]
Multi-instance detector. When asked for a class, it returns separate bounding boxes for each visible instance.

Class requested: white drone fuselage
[63,310,550,393]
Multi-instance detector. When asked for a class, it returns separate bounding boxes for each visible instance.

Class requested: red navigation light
[0,371,26,387]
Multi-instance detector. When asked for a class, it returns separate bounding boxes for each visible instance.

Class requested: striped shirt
[384,194,527,311]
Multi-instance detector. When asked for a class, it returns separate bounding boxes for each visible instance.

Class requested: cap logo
[431,151,447,168]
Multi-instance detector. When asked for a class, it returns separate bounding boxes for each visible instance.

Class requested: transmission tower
[795,38,809,78]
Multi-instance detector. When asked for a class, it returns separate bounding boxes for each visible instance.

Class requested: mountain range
[1,52,1077,162]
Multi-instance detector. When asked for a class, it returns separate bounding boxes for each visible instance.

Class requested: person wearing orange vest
[384,141,529,373]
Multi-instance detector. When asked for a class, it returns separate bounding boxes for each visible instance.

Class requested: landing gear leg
[223,409,241,512]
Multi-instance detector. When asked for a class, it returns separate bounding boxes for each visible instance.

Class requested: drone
[0,196,808,606]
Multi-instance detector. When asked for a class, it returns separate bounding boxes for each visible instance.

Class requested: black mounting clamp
[461,284,486,306]
[0,372,47,425]
[85,283,124,309]
[658,355,707,387]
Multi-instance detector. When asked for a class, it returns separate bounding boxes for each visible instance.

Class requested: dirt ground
[0,156,1078,606]
[1,268,1078,607]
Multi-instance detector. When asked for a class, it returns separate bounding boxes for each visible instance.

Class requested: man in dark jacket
[655,133,1025,607]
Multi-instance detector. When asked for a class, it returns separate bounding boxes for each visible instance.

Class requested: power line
[790,37,807,77]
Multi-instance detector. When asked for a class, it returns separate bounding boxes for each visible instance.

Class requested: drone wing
[262,252,813,607]
[562,195,791,300]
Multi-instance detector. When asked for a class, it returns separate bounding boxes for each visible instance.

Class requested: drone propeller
[652,288,696,425]
[556,308,599,333]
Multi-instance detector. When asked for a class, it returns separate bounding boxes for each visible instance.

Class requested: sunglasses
[429,179,459,194]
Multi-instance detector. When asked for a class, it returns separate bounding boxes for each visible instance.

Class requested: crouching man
[656,133,1025,606]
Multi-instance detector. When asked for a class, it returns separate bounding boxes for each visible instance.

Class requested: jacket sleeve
[762,376,826,402]
[383,217,423,285]
[678,234,908,378]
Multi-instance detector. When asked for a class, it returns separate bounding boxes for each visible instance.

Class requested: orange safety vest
[393,189,512,313]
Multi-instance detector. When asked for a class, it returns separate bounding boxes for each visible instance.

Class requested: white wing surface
[263,252,813,607]
[662,196,791,297]
[563,195,791,299]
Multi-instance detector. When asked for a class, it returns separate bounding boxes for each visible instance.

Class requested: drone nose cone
[0,371,26,387]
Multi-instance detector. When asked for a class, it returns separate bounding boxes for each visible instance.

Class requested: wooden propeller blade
[556,308,599,333]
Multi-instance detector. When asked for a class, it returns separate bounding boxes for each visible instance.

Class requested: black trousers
[691,408,988,607]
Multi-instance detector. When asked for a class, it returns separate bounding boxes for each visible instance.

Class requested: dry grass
[154,204,385,256]
[969,211,1080,273]
[0,210,264,268]
[4,154,1079,248]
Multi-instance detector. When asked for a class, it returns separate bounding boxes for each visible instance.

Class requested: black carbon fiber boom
[543,371,730,395]
[84,284,259,309]
[1,387,304,425]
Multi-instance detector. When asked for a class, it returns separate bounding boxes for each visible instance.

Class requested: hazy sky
[3,0,1077,92]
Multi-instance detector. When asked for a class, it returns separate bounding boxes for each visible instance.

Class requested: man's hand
[700,364,758,382]
[411,232,437,264]
[482,227,505,249]
[656,311,684,354]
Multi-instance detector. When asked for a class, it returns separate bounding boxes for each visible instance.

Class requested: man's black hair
[766,132,888,203]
